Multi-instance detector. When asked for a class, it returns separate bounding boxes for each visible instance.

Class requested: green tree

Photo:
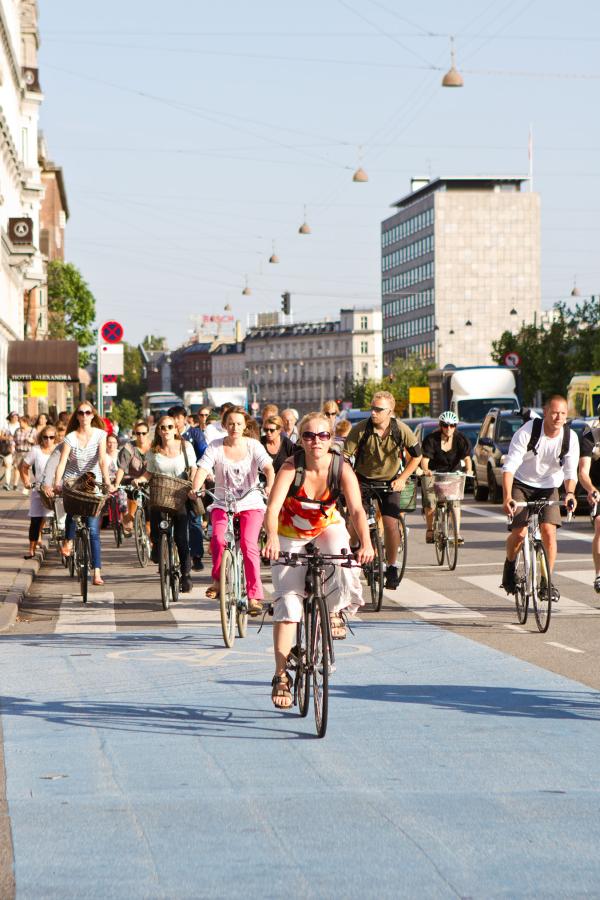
[388,355,435,415]
[111,399,138,432]
[47,261,96,365]
[118,342,144,408]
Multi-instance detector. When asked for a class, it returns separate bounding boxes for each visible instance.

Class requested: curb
[0,498,48,633]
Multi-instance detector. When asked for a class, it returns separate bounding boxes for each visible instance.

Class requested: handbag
[182,440,204,516]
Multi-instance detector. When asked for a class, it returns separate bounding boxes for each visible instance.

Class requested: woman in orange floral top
[263,412,373,709]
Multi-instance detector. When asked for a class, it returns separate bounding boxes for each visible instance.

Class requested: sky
[38,0,600,350]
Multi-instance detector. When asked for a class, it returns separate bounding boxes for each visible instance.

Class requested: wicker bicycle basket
[63,479,109,518]
[432,472,466,502]
[148,473,192,514]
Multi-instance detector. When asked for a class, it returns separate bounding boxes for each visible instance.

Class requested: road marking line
[461,574,600,616]
[558,570,599,590]
[167,588,223,627]
[503,624,527,633]
[462,505,593,542]
[545,641,585,654]
[56,592,116,633]
[384,579,484,620]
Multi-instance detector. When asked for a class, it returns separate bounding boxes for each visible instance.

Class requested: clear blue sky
[38,1,600,349]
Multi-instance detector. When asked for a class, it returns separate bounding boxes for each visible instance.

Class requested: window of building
[360,341,368,354]
[360,315,368,330]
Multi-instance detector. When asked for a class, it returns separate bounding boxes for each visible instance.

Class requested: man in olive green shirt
[344,391,422,588]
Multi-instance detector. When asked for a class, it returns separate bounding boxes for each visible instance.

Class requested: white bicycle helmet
[439,410,458,425]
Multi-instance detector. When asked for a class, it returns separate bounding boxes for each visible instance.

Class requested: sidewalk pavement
[0,491,48,633]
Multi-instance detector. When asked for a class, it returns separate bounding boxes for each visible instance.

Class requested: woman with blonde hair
[263,411,373,709]
[260,415,295,473]
[52,402,113,585]
[193,405,275,614]
[136,414,198,593]
[322,400,339,428]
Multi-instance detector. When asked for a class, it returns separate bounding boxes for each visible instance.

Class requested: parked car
[337,408,369,425]
[473,409,526,503]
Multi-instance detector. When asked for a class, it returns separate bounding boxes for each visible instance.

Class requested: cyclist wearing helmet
[421,411,472,544]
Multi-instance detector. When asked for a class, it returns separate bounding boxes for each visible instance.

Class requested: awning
[7,340,79,382]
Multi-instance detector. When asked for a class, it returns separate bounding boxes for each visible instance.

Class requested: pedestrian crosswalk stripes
[384,578,484,620]
[57,592,117,632]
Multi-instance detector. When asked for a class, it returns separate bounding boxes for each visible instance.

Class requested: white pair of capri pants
[270,521,364,623]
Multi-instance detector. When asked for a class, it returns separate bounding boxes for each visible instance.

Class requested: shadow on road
[329,682,600,720]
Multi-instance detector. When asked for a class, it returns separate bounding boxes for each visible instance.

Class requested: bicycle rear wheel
[295,611,310,717]
[397,515,407,583]
[159,533,171,610]
[514,546,528,624]
[445,506,458,571]
[311,594,329,739]
[532,542,552,633]
[371,526,384,611]
[134,506,150,567]
[76,531,88,604]
[434,507,445,566]
[219,549,236,648]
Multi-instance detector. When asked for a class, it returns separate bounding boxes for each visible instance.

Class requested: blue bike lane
[1,618,600,898]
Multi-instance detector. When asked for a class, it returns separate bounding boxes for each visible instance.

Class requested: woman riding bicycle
[115,420,152,536]
[52,403,113,586]
[193,406,275,616]
[421,411,472,545]
[136,414,198,594]
[263,412,373,710]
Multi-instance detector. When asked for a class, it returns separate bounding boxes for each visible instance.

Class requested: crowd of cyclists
[3,389,600,710]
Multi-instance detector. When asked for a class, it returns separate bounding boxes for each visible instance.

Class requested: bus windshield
[457,398,518,423]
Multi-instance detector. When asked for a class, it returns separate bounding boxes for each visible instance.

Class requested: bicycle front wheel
[295,611,310,717]
[532,542,552,633]
[159,533,171,610]
[219,549,236,648]
[134,506,149,567]
[445,506,458,571]
[434,507,445,566]
[311,594,329,739]
[371,526,385,611]
[76,531,88,604]
[514,546,528,624]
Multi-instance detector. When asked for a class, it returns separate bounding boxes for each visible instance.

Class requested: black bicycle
[69,515,93,604]
[157,510,181,610]
[359,483,386,611]
[275,544,358,738]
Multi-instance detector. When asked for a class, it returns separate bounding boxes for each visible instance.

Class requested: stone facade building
[381,176,540,370]
[242,308,382,410]
[211,341,246,389]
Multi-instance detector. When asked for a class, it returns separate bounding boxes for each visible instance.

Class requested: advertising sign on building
[29,380,48,397]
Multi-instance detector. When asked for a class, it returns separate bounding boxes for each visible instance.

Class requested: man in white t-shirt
[501,395,579,600]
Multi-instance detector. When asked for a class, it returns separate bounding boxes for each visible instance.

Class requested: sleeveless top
[278,483,342,540]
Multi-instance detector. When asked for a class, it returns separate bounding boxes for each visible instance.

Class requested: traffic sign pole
[98,321,124,417]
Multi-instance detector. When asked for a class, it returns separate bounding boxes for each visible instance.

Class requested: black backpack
[526,417,571,466]
[288,443,344,504]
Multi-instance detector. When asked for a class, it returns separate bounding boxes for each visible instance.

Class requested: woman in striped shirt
[53,403,113,586]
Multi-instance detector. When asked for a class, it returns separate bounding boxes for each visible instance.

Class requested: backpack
[0,437,12,456]
[288,443,344,505]
[353,417,407,474]
[526,417,571,466]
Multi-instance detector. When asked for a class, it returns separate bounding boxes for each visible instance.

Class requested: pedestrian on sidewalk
[0,428,15,490]
[19,425,57,558]
[11,416,37,491]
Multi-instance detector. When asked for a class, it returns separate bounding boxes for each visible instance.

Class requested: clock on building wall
[21,67,41,92]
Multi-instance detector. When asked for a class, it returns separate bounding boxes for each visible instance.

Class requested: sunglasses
[77,410,93,416]
[135,431,148,436]
[41,434,56,440]
[324,411,337,417]
[199,413,209,417]
[159,424,175,431]
[370,406,389,414]
[264,427,279,434]
[441,423,456,428]
[302,431,331,442]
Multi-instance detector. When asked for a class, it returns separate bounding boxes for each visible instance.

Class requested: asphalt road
[1,499,599,898]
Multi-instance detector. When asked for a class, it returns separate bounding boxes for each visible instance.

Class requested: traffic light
[281,292,291,315]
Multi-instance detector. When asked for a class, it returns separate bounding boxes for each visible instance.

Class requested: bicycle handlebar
[201,485,267,506]
[271,548,361,569]
[507,498,575,524]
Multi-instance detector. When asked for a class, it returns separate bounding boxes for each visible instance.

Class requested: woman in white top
[193,406,275,615]
[136,414,198,593]
[53,403,112,585]
[19,425,57,558]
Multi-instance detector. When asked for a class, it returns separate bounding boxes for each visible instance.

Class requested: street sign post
[97,321,124,416]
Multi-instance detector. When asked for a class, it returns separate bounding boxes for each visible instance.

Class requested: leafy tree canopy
[47,260,96,365]
[111,398,138,432]
[142,334,167,350]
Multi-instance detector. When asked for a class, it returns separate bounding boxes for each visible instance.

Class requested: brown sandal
[271,673,293,709]
[205,585,218,599]
[425,530,434,544]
